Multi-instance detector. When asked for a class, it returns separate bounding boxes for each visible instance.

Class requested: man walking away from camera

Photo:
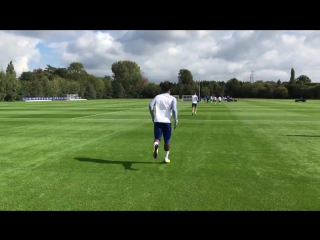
[149,84,178,163]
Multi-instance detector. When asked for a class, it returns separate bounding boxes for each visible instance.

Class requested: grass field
[0,99,319,211]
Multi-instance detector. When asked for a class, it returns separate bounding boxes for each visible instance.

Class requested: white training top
[218,97,221,101]
[192,94,198,104]
[149,93,178,124]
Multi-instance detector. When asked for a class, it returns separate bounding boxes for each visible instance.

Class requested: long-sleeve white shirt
[149,93,178,124]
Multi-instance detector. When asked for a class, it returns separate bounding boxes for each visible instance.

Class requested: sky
[1,30,320,83]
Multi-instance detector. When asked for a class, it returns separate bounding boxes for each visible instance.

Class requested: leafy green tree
[178,69,194,85]
[112,79,125,98]
[84,82,96,99]
[39,75,50,97]
[67,81,81,96]
[20,80,30,98]
[296,75,311,84]
[0,71,21,101]
[49,79,61,96]
[201,86,210,96]
[87,75,105,99]
[102,76,113,98]
[67,62,87,81]
[141,83,161,98]
[54,68,68,79]
[68,62,85,74]
[111,60,145,97]
[226,78,241,96]
[19,71,34,81]
[274,86,288,99]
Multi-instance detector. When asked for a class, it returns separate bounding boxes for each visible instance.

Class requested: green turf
[0,99,319,210]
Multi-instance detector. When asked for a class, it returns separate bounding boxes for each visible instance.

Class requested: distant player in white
[149,83,178,164]
[191,93,198,115]
[218,96,222,104]
[214,96,217,104]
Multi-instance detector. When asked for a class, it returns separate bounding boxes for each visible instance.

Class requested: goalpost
[172,95,179,101]
[182,95,193,102]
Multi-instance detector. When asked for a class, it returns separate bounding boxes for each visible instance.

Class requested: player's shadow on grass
[74,157,162,170]
[286,134,320,137]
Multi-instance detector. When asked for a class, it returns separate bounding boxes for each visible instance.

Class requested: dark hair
[161,82,171,92]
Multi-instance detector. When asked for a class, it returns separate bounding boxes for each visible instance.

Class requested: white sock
[154,142,159,146]
[165,151,169,159]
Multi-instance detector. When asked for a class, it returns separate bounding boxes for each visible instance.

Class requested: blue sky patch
[28,42,62,70]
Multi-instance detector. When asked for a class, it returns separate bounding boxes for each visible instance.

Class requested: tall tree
[276,79,281,86]
[6,61,16,78]
[289,68,295,84]
[0,71,7,101]
[111,60,144,97]
[178,69,194,85]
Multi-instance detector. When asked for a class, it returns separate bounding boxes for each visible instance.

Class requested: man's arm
[149,97,156,122]
[171,98,178,128]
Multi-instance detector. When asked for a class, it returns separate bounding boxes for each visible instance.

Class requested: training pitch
[0,99,319,210]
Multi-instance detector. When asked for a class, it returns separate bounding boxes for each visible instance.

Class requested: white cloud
[2,30,320,83]
[170,30,189,39]
[0,31,41,76]
[237,30,255,39]
[198,30,212,39]
[210,45,220,53]
[144,60,156,70]
[168,47,179,56]
[228,62,244,73]
[262,50,279,61]
[198,68,206,75]
[255,70,289,81]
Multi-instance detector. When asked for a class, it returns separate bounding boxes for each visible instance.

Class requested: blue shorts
[154,122,172,143]
[192,103,197,108]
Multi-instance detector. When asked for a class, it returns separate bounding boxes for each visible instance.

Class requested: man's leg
[192,104,194,115]
[153,122,162,158]
[162,123,172,163]
[194,104,197,115]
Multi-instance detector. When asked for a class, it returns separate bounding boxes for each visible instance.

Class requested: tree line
[0,60,319,101]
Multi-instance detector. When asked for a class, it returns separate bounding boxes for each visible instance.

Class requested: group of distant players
[191,94,229,114]
[201,95,230,103]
